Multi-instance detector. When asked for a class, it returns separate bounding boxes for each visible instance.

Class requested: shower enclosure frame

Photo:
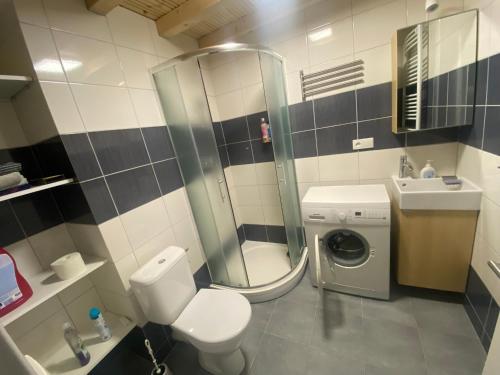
[152,43,308,302]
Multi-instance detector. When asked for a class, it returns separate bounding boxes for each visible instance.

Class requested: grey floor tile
[420,329,485,375]
[365,363,427,375]
[412,297,477,338]
[241,328,265,371]
[362,294,418,328]
[165,342,202,375]
[321,290,362,316]
[278,271,319,306]
[305,346,364,375]
[266,298,316,344]
[250,334,309,375]
[248,300,276,331]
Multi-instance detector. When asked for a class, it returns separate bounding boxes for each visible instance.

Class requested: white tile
[235,185,262,206]
[217,90,245,121]
[263,205,285,226]
[66,222,110,260]
[319,153,360,182]
[96,288,146,324]
[58,276,94,305]
[53,31,125,86]
[354,44,391,89]
[285,71,303,105]
[40,81,85,134]
[71,83,138,131]
[65,287,105,333]
[305,55,355,98]
[212,62,241,95]
[480,149,500,205]
[114,253,139,292]
[353,0,407,52]
[359,148,404,180]
[172,216,198,251]
[239,205,265,225]
[478,197,500,252]
[5,240,42,278]
[427,0,465,20]
[116,47,157,89]
[129,89,163,127]
[238,52,262,87]
[163,187,191,225]
[486,0,500,56]
[207,95,220,122]
[258,10,306,45]
[147,20,197,59]
[305,0,352,31]
[456,144,483,187]
[231,164,258,186]
[201,68,215,96]
[14,0,48,27]
[44,0,112,42]
[295,157,319,182]
[90,261,127,295]
[406,0,427,25]
[186,242,205,274]
[242,83,266,115]
[120,198,170,249]
[20,23,65,81]
[308,18,354,66]
[99,217,134,262]
[0,102,28,149]
[255,162,278,185]
[106,6,155,54]
[406,142,458,177]
[352,0,396,14]
[271,34,309,74]
[259,185,281,206]
[134,227,177,266]
[28,224,77,269]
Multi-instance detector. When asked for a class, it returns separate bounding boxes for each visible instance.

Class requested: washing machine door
[324,229,370,267]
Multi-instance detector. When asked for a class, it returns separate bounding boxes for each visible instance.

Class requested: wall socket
[352,137,374,150]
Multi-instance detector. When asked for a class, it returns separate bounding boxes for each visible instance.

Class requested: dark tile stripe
[62,133,101,181]
[243,224,267,242]
[314,90,356,128]
[153,159,184,195]
[221,116,249,143]
[358,117,404,150]
[141,126,175,162]
[80,177,118,224]
[227,141,253,165]
[52,182,94,225]
[0,201,25,247]
[316,123,357,156]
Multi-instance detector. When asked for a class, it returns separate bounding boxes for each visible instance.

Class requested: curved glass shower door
[153,59,249,287]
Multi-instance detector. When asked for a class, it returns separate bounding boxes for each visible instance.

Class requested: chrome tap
[399,155,414,178]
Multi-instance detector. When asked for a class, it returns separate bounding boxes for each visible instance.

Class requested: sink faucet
[399,155,413,178]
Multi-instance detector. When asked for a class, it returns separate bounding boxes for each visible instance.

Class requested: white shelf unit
[0,74,31,99]
[41,312,136,375]
[0,255,107,326]
[0,178,74,203]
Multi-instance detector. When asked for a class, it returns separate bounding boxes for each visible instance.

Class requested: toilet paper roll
[50,252,86,280]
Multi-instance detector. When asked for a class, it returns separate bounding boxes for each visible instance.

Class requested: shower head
[425,0,439,12]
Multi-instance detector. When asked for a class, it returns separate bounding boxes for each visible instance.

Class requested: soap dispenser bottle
[420,160,436,178]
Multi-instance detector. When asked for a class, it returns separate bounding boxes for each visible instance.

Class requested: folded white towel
[0,172,25,191]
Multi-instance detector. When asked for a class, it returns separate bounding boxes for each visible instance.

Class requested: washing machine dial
[337,211,347,222]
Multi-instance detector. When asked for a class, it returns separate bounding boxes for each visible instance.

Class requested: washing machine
[302,185,391,300]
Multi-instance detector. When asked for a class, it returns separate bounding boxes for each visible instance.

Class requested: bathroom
[0,0,499,374]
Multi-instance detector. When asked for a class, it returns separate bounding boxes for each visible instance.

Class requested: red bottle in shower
[0,247,33,318]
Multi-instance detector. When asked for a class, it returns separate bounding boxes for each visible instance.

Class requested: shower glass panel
[259,52,305,267]
[153,59,249,287]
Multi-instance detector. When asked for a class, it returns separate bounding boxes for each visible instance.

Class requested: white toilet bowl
[130,247,251,375]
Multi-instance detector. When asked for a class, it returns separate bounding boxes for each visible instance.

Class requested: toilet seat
[172,288,251,354]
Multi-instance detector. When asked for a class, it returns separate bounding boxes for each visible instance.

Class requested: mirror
[391,10,478,133]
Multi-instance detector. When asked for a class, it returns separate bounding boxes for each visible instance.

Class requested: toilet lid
[172,289,251,344]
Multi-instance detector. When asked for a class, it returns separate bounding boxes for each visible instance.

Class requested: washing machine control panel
[302,206,390,225]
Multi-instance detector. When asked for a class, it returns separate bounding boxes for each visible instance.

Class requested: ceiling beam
[156,0,221,38]
[85,0,121,15]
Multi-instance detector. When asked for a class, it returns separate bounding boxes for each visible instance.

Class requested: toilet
[129,246,251,375]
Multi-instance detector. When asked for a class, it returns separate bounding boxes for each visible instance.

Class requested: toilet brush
[144,339,171,375]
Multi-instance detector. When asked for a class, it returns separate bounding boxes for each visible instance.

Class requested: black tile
[427,74,448,106]
[464,296,484,340]
[237,225,245,245]
[448,66,469,105]
[423,106,447,129]
[141,126,175,162]
[316,123,357,156]
[52,183,94,225]
[466,267,492,324]
[0,201,25,247]
[213,122,224,146]
[446,107,469,127]
[356,83,392,121]
[475,59,488,105]
[0,146,42,181]
[467,62,478,106]
[142,322,168,355]
[80,178,117,224]
[314,91,356,128]
[483,106,500,156]
[227,141,253,165]
[251,140,274,163]
[218,145,229,169]
[32,136,74,178]
[243,224,267,242]
[10,191,63,236]
[221,116,249,143]
[194,263,212,290]
[481,331,492,352]
[292,130,317,158]
[61,133,101,181]
[247,111,269,140]
[153,159,184,195]
[289,101,314,132]
[89,129,150,174]
[267,225,287,244]
[458,106,484,149]
[406,127,458,146]
[487,53,500,105]
[358,117,404,150]
[485,299,499,341]
[106,165,161,214]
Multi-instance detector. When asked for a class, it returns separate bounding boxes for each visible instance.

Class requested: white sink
[391,176,482,210]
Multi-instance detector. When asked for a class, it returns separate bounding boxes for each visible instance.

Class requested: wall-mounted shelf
[0,74,32,99]
[0,178,74,203]
[41,312,136,375]
[0,255,107,326]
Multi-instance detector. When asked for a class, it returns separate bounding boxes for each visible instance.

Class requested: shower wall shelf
[0,178,74,202]
[0,74,32,99]
[0,254,106,326]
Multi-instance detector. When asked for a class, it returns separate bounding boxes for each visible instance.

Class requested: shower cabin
[152,44,307,301]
